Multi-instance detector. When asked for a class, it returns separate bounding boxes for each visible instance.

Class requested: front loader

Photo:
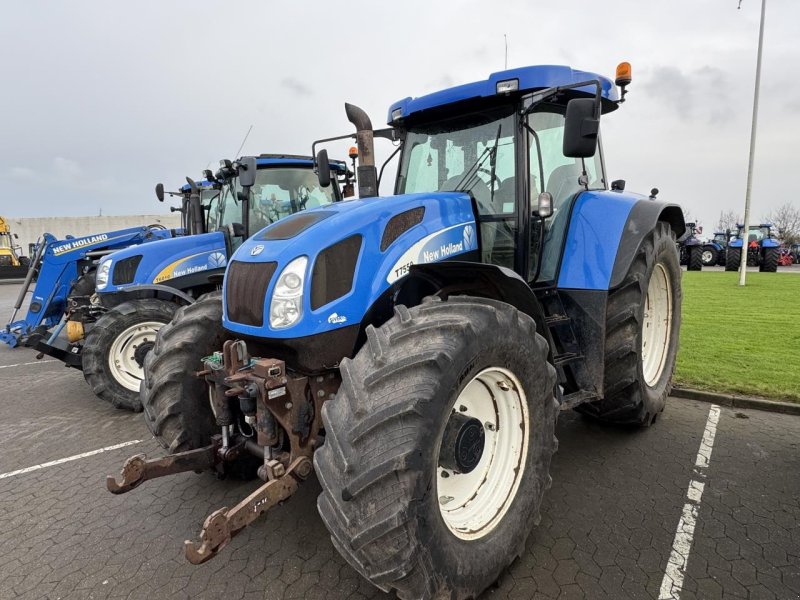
[109,62,685,599]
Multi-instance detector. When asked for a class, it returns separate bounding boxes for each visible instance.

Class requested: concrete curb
[673,387,800,416]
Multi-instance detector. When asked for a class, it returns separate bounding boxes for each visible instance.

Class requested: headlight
[96,260,112,290]
[269,256,308,329]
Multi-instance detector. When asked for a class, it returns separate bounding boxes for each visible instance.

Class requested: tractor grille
[380,207,425,251]
[226,260,277,327]
[112,255,142,285]
[0,255,12,267]
[310,235,362,310]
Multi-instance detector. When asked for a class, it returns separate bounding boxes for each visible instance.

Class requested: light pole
[738,0,767,286]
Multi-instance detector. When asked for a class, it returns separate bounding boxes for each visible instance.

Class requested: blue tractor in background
[43,155,350,411]
[725,223,781,272]
[108,63,684,599]
[702,230,729,266]
[677,221,704,271]
[2,225,178,348]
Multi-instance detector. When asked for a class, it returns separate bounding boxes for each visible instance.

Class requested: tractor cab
[735,223,775,244]
[208,155,349,251]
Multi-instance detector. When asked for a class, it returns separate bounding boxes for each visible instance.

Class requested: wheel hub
[133,341,154,368]
[440,414,485,474]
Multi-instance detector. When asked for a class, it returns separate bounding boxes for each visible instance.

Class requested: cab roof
[388,64,619,124]
[253,154,347,172]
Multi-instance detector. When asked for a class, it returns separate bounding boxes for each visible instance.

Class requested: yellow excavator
[0,216,31,277]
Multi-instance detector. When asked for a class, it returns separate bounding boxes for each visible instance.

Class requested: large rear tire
[577,221,681,426]
[687,245,703,271]
[315,296,557,600]
[83,298,178,411]
[725,247,741,271]
[759,247,779,272]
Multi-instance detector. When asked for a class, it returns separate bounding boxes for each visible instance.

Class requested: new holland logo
[250,245,265,256]
[207,252,227,268]
[463,224,475,249]
[327,313,347,325]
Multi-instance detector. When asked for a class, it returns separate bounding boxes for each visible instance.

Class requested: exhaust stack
[345,103,378,198]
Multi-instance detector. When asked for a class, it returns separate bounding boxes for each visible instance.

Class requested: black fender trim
[609,200,685,290]
[401,262,554,352]
[99,284,195,309]
[118,284,195,304]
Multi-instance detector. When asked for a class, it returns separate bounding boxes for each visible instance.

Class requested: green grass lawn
[675,271,800,402]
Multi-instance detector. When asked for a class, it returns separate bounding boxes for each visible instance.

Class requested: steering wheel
[147,223,167,230]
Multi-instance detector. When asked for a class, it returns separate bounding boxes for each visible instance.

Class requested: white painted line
[0,360,57,369]
[0,440,143,480]
[659,404,721,600]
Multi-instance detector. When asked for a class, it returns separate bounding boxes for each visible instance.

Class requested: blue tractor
[725,223,781,272]
[702,230,729,266]
[677,222,704,271]
[108,63,684,599]
[76,156,350,410]
[2,225,177,348]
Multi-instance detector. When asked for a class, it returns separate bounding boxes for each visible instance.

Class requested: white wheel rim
[437,367,529,540]
[702,250,713,263]
[641,264,673,387]
[107,321,163,391]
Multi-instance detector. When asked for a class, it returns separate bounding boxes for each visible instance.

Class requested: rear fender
[395,262,604,396]
[608,200,685,290]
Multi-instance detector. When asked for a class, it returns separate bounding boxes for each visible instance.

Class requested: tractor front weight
[107,339,339,563]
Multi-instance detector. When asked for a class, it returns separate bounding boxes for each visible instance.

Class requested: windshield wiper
[447,123,502,195]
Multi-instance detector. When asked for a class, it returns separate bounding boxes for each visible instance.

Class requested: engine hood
[223,191,479,340]
[99,231,227,293]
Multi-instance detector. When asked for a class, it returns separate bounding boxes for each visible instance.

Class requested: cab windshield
[209,167,338,236]
[741,226,771,242]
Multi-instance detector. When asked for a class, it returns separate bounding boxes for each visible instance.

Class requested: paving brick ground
[1,283,798,600]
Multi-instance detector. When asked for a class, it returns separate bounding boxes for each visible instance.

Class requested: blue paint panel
[99,231,228,293]
[223,192,477,339]
[388,65,619,124]
[557,191,640,290]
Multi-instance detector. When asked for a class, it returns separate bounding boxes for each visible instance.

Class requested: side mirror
[316,149,331,188]
[238,156,258,188]
[533,192,553,218]
[155,183,165,202]
[563,98,599,158]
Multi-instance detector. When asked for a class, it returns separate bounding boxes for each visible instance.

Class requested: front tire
[141,292,225,453]
[315,296,557,600]
[577,221,681,426]
[82,298,178,411]
[701,246,718,267]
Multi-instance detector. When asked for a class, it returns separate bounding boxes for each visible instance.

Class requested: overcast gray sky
[1,0,796,231]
